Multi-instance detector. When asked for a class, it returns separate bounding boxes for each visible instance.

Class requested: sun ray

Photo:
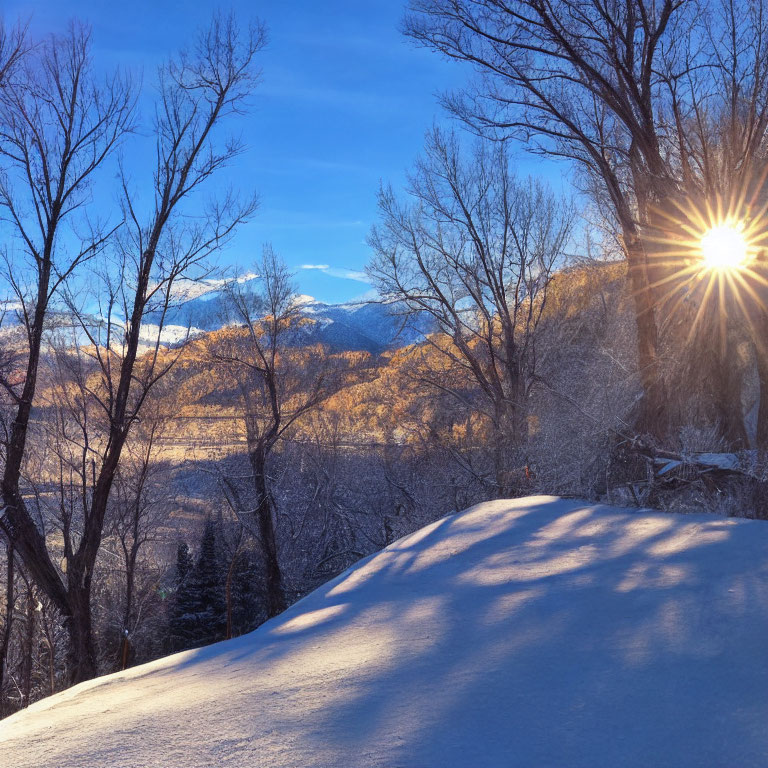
[641,187,768,343]
[686,272,719,346]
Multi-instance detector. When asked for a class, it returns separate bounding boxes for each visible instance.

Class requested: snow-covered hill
[2,496,767,767]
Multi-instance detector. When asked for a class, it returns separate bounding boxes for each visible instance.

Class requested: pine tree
[175,543,192,586]
[189,519,227,646]
[230,547,264,637]
[168,543,193,651]
[168,521,226,651]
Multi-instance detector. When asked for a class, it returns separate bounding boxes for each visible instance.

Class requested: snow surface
[163,273,260,302]
[137,323,204,347]
[2,496,768,767]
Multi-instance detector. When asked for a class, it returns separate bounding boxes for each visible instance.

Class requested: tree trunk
[66,572,97,684]
[257,494,285,618]
[1,287,70,617]
[713,341,748,449]
[0,540,14,714]
[249,445,285,618]
[119,633,131,672]
[625,232,668,438]
[21,587,36,708]
[42,616,56,696]
[757,314,768,452]
[118,547,138,671]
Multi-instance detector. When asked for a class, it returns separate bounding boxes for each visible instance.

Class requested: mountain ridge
[0,282,432,354]
[146,281,432,353]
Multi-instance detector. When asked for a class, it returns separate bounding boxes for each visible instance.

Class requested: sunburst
[642,184,768,349]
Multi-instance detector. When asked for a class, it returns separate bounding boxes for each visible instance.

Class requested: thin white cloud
[327,268,369,283]
[345,288,380,304]
[299,264,370,284]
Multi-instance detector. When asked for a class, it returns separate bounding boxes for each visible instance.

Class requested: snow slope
[2,496,768,767]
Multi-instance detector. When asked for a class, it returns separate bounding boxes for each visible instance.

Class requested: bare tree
[404,0,684,434]
[404,0,768,442]
[1,13,264,684]
[216,247,337,617]
[0,23,133,681]
[0,19,27,87]
[368,129,573,495]
[0,533,15,714]
[108,390,176,671]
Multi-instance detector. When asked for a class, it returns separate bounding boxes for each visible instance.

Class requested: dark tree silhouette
[170,520,226,651]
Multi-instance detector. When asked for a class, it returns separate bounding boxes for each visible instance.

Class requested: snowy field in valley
[1,496,767,767]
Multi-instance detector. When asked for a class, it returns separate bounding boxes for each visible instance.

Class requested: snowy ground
[2,496,768,767]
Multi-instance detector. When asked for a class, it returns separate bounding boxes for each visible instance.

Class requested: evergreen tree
[190,519,227,645]
[175,543,192,586]
[230,547,264,637]
[169,521,226,651]
[168,542,193,651]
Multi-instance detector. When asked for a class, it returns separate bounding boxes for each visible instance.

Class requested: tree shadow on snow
[253,497,768,767]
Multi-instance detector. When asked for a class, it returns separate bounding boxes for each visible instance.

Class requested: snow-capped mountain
[146,280,433,353]
[0,280,434,353]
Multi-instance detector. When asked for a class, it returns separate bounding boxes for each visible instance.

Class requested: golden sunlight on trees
[368,129,574,496]
[405,0,768,446]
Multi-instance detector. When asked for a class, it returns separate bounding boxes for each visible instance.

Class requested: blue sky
[4,1,568,303]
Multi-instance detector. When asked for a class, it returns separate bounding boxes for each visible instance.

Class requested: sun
[640,190,768,344]
[700,224,750,271]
